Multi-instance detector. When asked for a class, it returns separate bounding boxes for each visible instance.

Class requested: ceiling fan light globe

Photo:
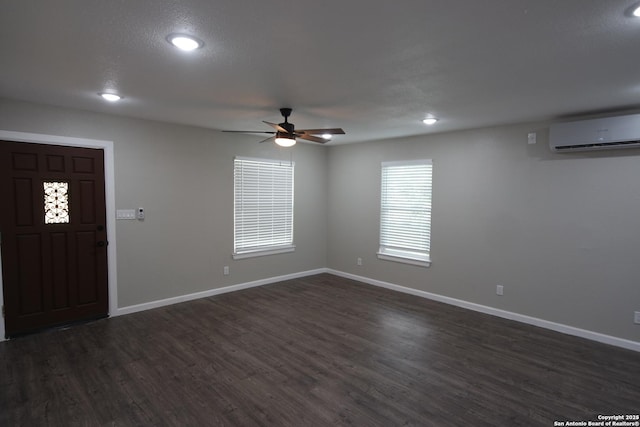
[275,137,296,147]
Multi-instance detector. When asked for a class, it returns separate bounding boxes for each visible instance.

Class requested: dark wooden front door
[0,141,109,337]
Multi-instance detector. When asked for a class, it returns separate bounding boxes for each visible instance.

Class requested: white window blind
[234,157,295,258]
[378,159,433,266]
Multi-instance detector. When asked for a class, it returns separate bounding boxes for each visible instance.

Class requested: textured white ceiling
[1,0,639,144]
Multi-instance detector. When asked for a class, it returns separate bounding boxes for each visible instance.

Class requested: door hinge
[1,305,4,317]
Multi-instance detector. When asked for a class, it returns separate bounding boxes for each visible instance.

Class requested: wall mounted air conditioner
[549,113,640,152]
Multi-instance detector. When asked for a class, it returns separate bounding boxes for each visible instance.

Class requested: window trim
[377,159,433,268]
[233,156,295,260]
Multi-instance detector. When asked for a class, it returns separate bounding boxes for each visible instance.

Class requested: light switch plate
[116,209,136,220]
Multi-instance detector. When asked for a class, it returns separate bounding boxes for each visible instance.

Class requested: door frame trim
[0,130,118,340]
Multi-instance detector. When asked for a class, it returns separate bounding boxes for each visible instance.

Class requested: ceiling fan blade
[222,130,276,134]
[296,128,345,135]
[297,134,328,144]
[258,136,276,144]
[263,121,288,133]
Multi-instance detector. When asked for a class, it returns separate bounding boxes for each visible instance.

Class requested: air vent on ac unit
[549,113,640,152]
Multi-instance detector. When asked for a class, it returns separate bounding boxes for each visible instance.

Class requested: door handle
[96,240,108,247]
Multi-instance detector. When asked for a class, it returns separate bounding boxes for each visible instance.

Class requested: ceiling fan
[222,108,345,147]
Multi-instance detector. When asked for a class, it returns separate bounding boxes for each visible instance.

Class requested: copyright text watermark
[554,414,640,426]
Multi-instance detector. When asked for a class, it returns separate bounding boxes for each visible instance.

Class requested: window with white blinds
[233,157,295,259]
[378,159,433,267]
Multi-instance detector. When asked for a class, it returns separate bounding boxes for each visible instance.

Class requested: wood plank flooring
[1,273,639,426]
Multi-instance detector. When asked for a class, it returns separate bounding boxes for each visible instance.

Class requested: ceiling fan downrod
[278,108,295,134]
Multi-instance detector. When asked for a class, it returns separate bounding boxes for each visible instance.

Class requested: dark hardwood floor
[1,273,639,426]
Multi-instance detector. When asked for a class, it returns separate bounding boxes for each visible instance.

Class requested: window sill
[233,245,295,260]
[376,252,431,268]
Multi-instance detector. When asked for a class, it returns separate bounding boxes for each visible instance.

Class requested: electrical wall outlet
[223,266,229,276]
[634,311,640,325]
[357,257,362,266]
[496,285,504,296]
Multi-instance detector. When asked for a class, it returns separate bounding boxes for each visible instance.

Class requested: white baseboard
[114,268,327,317]
[6,267,637,353]
[327,269,640,353]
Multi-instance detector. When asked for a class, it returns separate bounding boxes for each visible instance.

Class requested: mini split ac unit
[549,113,640,152]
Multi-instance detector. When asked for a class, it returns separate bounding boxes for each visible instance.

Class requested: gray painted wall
[2,98,639,343]
[327,124,640,342]
[0,99,328,307]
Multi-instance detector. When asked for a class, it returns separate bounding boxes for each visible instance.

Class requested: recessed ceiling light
[167,34,204,51]
[422,117,439,125]
[633,5,640,17]
[99,93,122,102]
[322,134,332,140]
